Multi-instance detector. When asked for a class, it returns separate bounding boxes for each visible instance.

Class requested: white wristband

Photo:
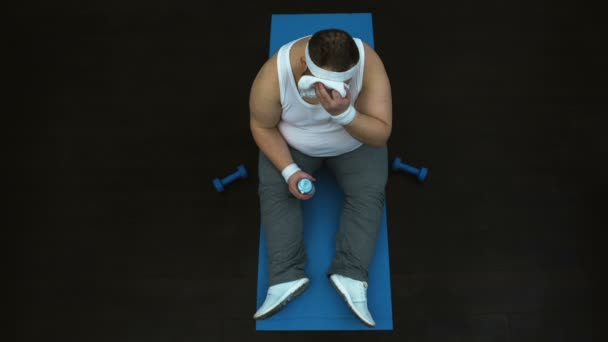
[281,163,301,183]
[331,105,357,125]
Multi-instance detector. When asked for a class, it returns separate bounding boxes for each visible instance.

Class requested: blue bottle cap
[297,178,314,194]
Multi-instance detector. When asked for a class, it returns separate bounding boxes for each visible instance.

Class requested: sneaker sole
[330,276,376,328]
[254,279,310,320]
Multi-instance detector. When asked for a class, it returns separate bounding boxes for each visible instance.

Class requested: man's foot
[253,277,310,320]
[329,274,376,328]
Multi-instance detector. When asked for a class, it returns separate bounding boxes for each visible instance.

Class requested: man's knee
[344,185,386,213]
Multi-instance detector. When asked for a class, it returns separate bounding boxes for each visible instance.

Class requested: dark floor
[13,0,601,341]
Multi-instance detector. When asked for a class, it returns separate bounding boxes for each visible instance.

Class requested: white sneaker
[330,274,376,328]
[253,277,310,320]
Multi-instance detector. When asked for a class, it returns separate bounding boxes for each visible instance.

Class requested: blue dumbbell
[213,164,248,192]
[392,157,428,182]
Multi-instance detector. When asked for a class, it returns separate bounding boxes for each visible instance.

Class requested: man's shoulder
[251,53,280,98]
[261,53,279,78]
[361,42,384,69]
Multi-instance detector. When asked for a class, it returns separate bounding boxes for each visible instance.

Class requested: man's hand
[314,82,352,116]
[287,170,317,200]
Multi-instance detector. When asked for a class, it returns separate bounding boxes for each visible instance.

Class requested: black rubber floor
[13,1,600,341]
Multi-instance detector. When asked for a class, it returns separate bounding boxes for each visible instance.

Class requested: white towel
[297,75,349,98]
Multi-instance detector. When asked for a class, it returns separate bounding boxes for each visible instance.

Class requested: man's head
[306,29,360,72]
[297,29,360,99]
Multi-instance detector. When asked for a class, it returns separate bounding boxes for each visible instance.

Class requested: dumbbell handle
[213,165,248,192]
[221,171,241,185]
[393,157,428,182]
[395,162,419,174]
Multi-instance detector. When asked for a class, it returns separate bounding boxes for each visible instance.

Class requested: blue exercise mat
[256,13,393,331]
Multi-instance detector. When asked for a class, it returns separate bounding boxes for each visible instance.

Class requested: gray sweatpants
[258,144,388,286]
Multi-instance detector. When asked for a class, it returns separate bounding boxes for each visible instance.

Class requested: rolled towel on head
[298,75,349,98]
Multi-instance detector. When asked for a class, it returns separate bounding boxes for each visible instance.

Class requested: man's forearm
[250,125,295,173]
[342,110,391,147]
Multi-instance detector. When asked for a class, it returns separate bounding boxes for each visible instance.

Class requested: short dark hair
[308,29,359,72]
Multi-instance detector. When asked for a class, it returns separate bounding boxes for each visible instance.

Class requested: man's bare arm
[315,43,392,147]
[249,55,295,174]
[346,44,392,146]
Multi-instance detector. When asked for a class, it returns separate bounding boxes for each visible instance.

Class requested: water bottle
[297,178,315,196]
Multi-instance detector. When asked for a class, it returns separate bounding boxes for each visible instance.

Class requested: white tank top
[276,36,365,157]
